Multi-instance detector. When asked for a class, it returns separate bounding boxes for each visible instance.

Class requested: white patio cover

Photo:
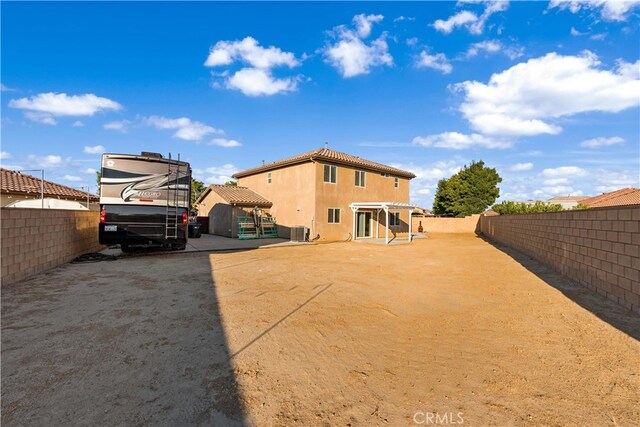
[349,202,417,244]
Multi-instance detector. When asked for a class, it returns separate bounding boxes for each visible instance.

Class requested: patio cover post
[384,206,389,245]
[376,209,380,239]
[351,206,358,241]
[408,208,414,243]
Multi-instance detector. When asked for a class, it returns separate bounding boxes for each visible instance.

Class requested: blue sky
[2,1,639,208]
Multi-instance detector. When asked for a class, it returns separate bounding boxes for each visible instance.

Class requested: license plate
[104,225,117,232]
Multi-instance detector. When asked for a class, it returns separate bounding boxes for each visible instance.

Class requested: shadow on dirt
[476,234,640,341]
[1,252,248,425]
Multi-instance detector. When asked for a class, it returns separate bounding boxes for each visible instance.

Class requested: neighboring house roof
[196,184,272,207]
[0,168,99,201]
[581,188,640,208]
[547,196,589,202]
[233,147,416,179]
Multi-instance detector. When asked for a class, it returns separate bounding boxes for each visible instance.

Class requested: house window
[355,170,365,187]
[389,212,400,226]
[267,172,272,184]
[394,177,399,188]
[328,208,341,224]
[324,164,337,183]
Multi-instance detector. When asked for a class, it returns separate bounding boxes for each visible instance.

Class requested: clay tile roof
[205,184,272,207]
[581,188,640,208]
[232,147,416,179]
[0,168,99,201]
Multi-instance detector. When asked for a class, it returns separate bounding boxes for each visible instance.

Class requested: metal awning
[349,202,417,245]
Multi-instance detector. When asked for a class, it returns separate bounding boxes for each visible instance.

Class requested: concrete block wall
[1,208,104,286]
[478,206,640,314]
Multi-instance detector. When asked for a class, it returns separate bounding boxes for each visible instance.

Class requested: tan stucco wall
[314,162,411,240]
[237,161,412,241]
[411,214,481,234]
[237,163,316,238]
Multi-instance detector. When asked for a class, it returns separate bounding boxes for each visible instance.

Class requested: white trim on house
[349,202,417,244]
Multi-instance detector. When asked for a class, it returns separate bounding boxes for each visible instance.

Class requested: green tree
[224,180,237,186]
[96,170,102,187]
[492,201,564,215]
[191,178,205,207]
[433,160,502,217]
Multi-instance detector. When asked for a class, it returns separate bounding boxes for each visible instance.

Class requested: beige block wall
[1,208,105,286]
[412,214,481,234]
[478,206,640,314]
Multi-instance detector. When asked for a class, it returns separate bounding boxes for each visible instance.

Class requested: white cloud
[434,11,479,34]
[453,52,640,137]
[83,145,105,154]
[209,138,242,148]
[590,32,607,40]
[197,164,239,185]
[63,175,82,182]
[406,37,419,46]
[145,116,222,141]
[394,16,415,23]
[549,0,640,22]
[24,111,57,125]
[465,40,524,60]
[0,83,16,92]
[580,136,625,148]
[26,154,69,168]
[541,166,588,178]
[353,14,384,38]
[104,120,131,133]
[72,120,84,127]
[412,132,513,150]
[204,37,301,96]
[2,164,23,171]
[509,162,533,172]
[434,1,509,35]
[205,36,299,69]
[415,52,453,74]
[225,68,299,96]
[541,185,582,196]
[323,14,393,78]
[571,27,586,36]
[543,178,570,185]
[1,151,11,160]
[83,168,98,174]
[9,93,122,125]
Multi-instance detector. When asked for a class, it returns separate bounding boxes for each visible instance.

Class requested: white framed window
[355,170,365,187]
[324,164,337,183]
[328,208,341,224]
[267,172,272,184]
[389,212,400,226]
[394,177,399,188]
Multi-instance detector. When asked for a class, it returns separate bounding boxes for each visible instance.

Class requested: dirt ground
[2,234,639,426]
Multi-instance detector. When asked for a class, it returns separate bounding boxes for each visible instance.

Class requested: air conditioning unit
[290,226,306,242]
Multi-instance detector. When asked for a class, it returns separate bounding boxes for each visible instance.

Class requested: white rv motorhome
[99,152,191,251]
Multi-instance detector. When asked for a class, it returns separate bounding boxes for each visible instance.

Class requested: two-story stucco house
[225,147,416,242]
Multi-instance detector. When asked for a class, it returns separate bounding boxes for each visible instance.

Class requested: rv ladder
[165,154,182,240]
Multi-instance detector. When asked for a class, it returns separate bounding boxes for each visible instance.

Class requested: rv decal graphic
[119,174,169,202]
